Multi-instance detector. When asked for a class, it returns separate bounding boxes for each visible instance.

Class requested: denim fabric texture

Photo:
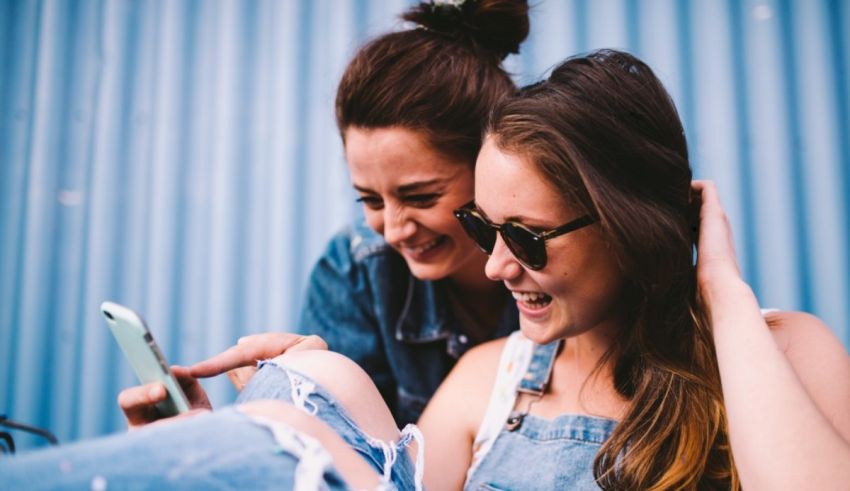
[237,361,419,490]
[297,221,519,425]
[464,340,618,491]
[465,413,617,490]
[0,408,349,491]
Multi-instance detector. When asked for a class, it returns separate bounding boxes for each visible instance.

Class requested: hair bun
[402,0,529,59]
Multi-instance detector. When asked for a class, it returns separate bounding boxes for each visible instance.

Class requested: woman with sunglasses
[435,51,850,488]
[5,48,849,491]
[118,0,530,429]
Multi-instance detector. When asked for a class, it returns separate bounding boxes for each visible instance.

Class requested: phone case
[100,301,191,416]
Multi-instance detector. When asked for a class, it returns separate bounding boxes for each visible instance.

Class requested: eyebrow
[353,179,445,195]
[477,204,560,229]
[398,179,443,194]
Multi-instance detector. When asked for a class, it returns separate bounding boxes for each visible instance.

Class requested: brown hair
[487,50,738,490]
[335,0,529,163]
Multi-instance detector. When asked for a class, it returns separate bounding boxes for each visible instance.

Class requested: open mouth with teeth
[404,236,446,256]
[512,291,553,309]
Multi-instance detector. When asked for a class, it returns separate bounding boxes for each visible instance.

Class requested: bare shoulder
[455,337,510,372]
[440,337,509,399]
[765,310,846,355]
[765,310,850,438]
[425,337,510,426]
[764,310,849,369]
[417,336,513,463]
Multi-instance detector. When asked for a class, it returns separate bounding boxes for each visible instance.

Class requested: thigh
[236,353,421,490]
[239,400,382,490]
[240,350,400,444]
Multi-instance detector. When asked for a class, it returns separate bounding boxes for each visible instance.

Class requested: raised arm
[694,180,850,490]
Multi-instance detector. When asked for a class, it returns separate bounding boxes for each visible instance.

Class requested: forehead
[474,137,568,222]
[345,127,469,186]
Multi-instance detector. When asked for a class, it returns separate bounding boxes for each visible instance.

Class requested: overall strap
[503,338,561,431]
[517,339,561,396]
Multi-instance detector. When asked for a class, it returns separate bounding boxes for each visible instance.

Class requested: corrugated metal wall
[1,0,848,448]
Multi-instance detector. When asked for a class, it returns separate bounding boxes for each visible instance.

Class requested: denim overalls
[464,332,618,490]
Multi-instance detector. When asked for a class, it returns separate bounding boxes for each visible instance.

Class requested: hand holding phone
[101,302,191,417]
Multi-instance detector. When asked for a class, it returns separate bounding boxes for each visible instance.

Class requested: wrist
[701,277,761,328]
[698,262,746,295]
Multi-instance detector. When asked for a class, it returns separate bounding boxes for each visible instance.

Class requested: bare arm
[417,339,504,491]
[694,180,850,490]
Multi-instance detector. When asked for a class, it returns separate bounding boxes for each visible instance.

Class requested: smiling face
[475,136,626,344]
[345,126,486,283]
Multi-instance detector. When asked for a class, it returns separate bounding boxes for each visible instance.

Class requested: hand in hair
[691,180,742,290]
[693,180,850,491]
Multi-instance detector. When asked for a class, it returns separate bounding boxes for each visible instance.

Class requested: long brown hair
[487,50,738,490]
[335,0,529,163]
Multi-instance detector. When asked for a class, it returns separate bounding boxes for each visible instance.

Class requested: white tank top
[465,331,536,481]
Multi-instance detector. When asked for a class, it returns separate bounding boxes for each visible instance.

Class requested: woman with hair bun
[3,1,532,489]
[6,44,848,491]
[114,0,533,429]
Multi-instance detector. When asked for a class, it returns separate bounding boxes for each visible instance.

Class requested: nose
[484,234,523,282]
[382,204,416,245]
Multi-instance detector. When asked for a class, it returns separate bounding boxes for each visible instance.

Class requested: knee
[271,351,379,410]
[270,350,399,442]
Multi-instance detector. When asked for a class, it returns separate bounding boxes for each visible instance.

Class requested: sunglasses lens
[502,223,546,270]
[456,211,497,254]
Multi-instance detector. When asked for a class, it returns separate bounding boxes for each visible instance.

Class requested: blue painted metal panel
[1,0,848,449]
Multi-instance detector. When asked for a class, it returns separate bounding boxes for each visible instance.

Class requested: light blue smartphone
[100,301,191,416]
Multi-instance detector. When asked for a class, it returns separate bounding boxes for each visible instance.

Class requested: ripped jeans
[238,361,423,490]
[0,363,422,490]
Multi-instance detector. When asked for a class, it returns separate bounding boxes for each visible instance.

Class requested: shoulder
[332,220,393,262]
[443,334,527,403]
[766,310,850,438]
[435,337,511,400]
[764,310,845,356]
[455,336,511,375]
[764,310,849,373]
[422,337,511,438]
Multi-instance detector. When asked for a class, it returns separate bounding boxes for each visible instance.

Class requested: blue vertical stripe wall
[1,0,848,448]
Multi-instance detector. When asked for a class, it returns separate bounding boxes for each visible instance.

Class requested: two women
[7,47,846,490]
[261,48,850,490]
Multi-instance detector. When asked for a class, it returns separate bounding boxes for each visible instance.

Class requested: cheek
[363,210,384,236]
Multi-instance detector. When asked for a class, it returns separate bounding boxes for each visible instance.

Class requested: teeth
[512,291,552,304]
[406,237,442,254]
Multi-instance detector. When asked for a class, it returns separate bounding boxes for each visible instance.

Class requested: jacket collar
[394,274,452,343]
[393,274,520,353]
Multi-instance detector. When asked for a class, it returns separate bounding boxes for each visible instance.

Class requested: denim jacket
[297,221,519,426]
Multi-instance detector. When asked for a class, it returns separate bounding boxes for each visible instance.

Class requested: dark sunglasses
[453,202,596,270]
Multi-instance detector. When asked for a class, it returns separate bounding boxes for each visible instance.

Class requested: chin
[405,262,452,281]
[518,321,559,345]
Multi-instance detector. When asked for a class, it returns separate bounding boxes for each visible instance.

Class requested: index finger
[189,333,303,378]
